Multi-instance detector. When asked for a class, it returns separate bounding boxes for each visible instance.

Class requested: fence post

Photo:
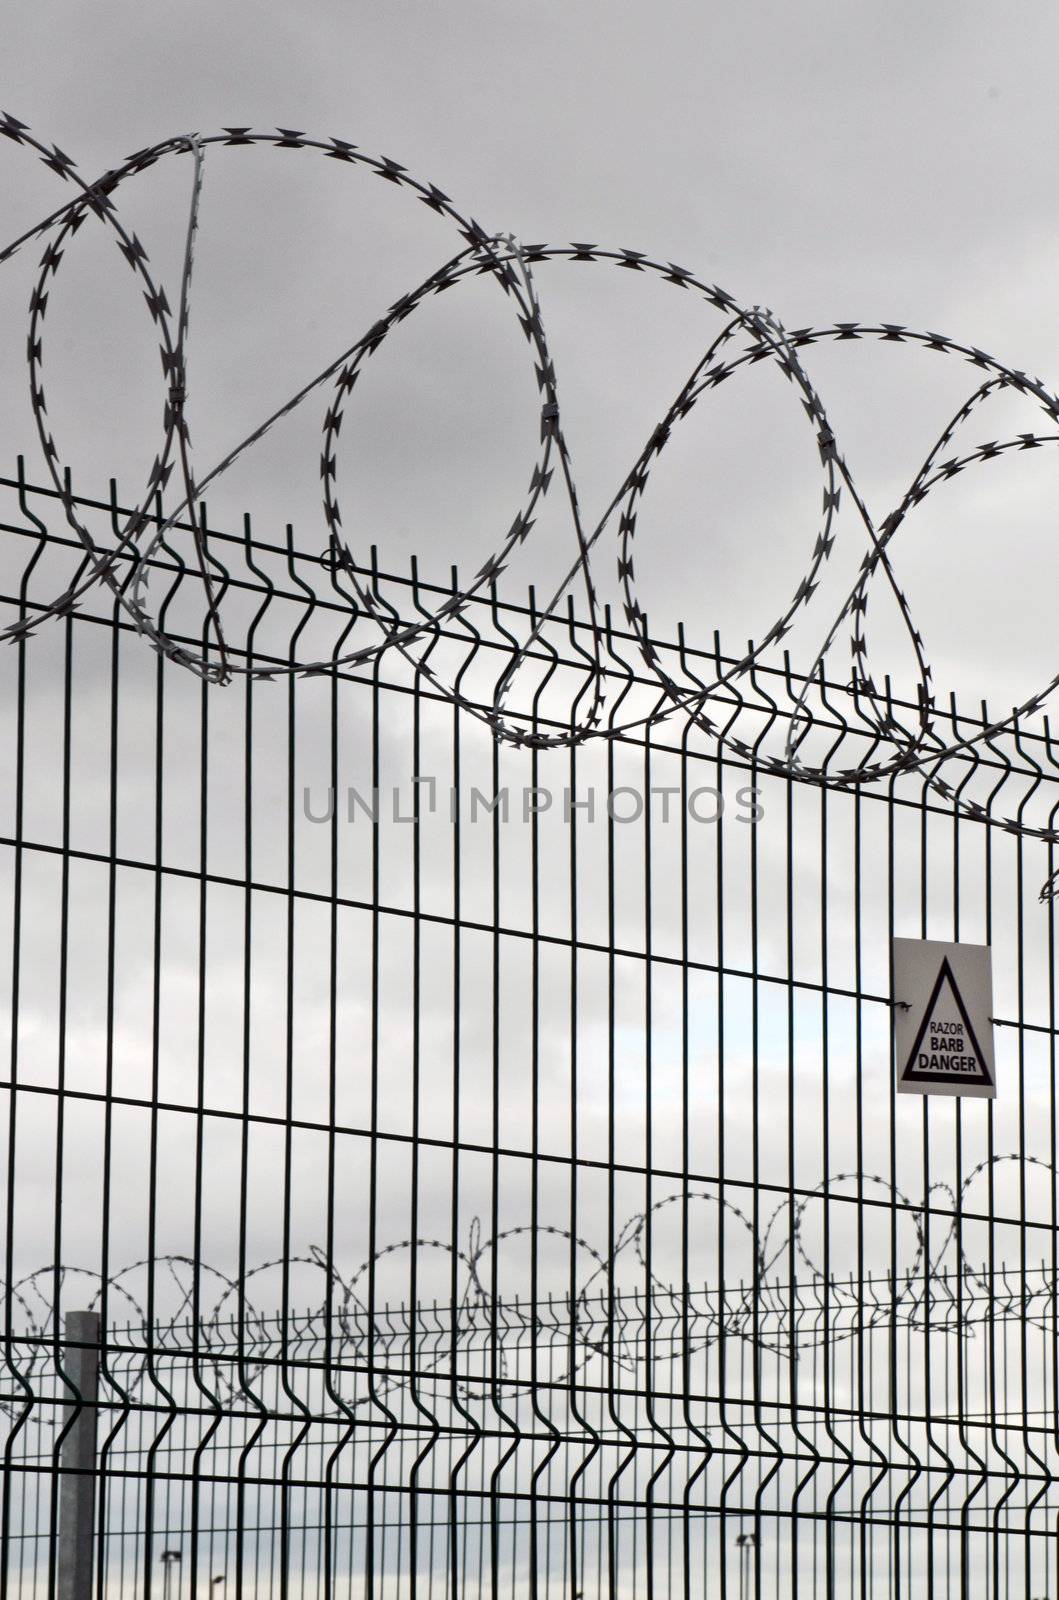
[57,1309,100,1600]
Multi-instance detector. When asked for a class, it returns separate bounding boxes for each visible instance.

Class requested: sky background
[4,0,1059,707]
[1,1,1059,1312]
[2,13,1059,1588]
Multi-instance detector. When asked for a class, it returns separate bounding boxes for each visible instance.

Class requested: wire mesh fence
[7,1266,1059,1598]
[1,465,1059,1597]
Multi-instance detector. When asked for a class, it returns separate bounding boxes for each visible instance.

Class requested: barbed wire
[5,1152,1056,1422]
[3,117,1059,889]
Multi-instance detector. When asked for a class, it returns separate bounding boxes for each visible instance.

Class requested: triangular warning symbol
[899,956,994,1088]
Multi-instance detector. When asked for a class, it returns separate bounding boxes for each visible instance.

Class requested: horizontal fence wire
[0,468,1058,1598]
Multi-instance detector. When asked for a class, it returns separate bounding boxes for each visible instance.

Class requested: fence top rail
[2,468,1058,830]
[0,467,1048,743]
[5,1259,1057,1356]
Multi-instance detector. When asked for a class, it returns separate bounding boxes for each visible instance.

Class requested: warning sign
[893,938,995,1099]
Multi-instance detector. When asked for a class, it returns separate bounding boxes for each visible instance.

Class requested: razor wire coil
[2,116,1059,892]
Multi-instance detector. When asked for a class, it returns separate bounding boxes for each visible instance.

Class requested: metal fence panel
[1,469,1058,1598]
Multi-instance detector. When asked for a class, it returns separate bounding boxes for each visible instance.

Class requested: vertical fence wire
[0,470,1057,1597]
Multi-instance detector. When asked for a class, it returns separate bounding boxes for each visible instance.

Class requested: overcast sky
[5,0,1059,707]
[3,0,1059,1314]
[5,16,1059,1594]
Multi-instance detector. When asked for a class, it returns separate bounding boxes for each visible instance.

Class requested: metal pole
[161,1551,182,1599]
[57,1309,100,1600]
